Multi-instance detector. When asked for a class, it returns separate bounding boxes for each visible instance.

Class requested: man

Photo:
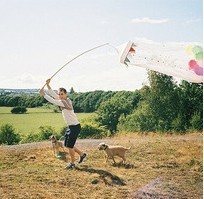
[39,79,86,169]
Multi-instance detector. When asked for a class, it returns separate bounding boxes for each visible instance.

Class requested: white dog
[50,135,65,156]
[98,142,131,163]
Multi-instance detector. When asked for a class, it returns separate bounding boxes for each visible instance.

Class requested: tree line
[0,71,203,133]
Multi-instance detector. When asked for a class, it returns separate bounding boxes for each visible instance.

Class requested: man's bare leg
[68,147,75,164]
[74,146,83,156]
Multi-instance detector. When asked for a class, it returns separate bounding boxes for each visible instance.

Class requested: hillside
[0,133,202,199]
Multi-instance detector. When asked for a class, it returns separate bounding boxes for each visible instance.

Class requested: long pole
[42,43,109,88]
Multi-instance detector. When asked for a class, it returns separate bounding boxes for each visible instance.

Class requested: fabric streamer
[117,40,203,83]
[42,40,203,88]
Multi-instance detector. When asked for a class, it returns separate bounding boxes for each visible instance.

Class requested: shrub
[171,113,186,133]
[96,96,132,133]
[11,106,27,114]
[20,133,40,144]
[60,123,108,139]
[20,126,58,143]
[117,106,156,133]
[0,124,20,145]
[60,126,67,137]
[189,112,203,131]
[80,122,109,138]
[38,126,56,140]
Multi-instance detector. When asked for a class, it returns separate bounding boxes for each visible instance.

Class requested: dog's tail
[59,136,65,141]
[125,146,131,150]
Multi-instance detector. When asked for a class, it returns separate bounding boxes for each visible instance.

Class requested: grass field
[0,133,202,199]
[0,107,93,135]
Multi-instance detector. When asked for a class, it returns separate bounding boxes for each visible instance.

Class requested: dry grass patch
[0,133,202,199]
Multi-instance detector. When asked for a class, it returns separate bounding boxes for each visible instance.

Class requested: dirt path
[0,134,202,151]
[0,134,201,151]
[0,139,116,151]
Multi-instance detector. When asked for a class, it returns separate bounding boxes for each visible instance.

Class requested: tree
[176,81,203,131]
[96,96,132,132]
[70,87,75,94]
[119,72,180,133]
[146,71,179,131]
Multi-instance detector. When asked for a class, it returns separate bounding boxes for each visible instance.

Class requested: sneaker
[78,153,87,163]
[65,163,76,169]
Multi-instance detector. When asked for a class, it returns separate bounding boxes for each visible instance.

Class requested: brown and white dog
[50,135,65,156]
[98,142,131,163]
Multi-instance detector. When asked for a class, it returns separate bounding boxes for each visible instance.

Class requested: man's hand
[46,79,51,89]
[39,88,45,96]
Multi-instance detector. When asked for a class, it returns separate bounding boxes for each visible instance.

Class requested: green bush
[38,126,56,140]
[60,126,67,137]
[60,123,109,139]
[96,96,132,133]
[80,122,108,138]
[117,105,156,133]
[11,106,27,114]
[20,126,58,143]
[0,124,20,145]
[20,133,41,144]
[171,113,186,133]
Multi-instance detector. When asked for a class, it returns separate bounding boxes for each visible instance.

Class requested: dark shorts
[64,124,81,148]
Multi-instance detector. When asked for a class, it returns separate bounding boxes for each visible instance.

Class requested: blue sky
[0,0,202,91]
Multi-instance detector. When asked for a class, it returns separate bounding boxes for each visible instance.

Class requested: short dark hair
[59,87,67,94]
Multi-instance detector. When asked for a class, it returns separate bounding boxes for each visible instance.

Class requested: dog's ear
[50,135,55,139]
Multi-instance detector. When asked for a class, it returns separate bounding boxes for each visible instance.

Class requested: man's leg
[68,147,75,164]
[74,146,83,156]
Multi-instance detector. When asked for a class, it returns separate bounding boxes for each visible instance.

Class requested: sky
[0,0,203,92]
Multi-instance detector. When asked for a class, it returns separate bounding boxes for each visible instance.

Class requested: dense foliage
[0,71,203,135]
[0,94,46,108]
[117,72,203,133]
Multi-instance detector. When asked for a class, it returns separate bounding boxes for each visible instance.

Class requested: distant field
[0,107,94,135]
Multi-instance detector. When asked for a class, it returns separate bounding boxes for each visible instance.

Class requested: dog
[50,135,65,156]
[98,142,131,163]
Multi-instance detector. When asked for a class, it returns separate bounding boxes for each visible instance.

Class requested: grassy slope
[0,107,93,135]
[0,133,202,199]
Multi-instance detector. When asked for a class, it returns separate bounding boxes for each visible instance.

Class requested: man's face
[58,91,67,100]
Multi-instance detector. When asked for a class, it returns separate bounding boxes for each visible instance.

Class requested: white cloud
[0,73,47,89]
[130,17,169,24]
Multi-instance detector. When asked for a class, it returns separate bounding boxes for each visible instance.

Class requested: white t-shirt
[44,89,79,126]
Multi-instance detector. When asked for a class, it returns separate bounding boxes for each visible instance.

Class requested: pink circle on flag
[188,60,199,69]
